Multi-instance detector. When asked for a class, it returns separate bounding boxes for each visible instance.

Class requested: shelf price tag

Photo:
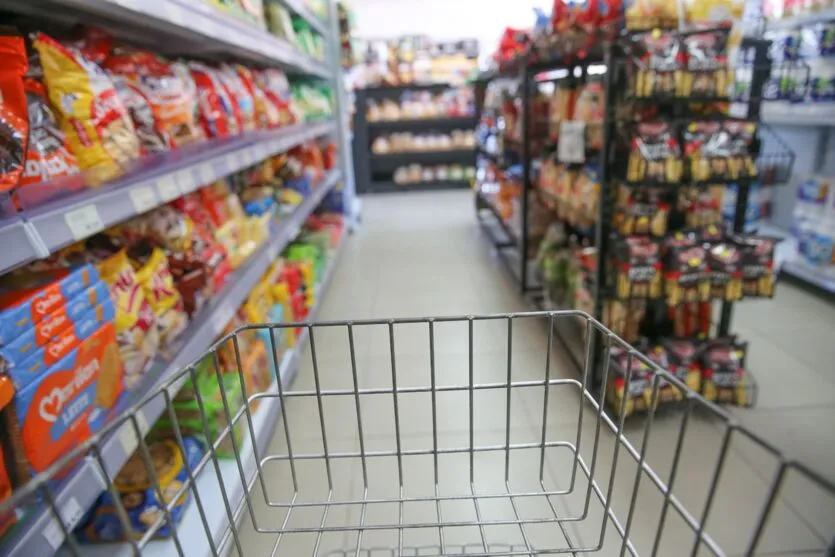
[198,163,215,185]
[164,3,185,25]
[118,411,150,456]
[65,205,104,240]
[157,175,180,202]
[129,185,158,214]
[43,497,85,549]
[558,121,586,164]
[175,169,195,194]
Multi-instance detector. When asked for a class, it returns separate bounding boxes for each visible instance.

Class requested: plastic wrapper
[0,34,29,191]
[33,33,139,178]
[189,62,238,138]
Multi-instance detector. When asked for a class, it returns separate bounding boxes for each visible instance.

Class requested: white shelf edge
[765,7,835,31]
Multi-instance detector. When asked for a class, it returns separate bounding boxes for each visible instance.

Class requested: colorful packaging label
[0,281,109,369]
[0,264,99,345]
[15,322,124,473]
[5,300,116,391]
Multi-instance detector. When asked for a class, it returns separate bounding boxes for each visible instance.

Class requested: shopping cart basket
[4,312,834,557]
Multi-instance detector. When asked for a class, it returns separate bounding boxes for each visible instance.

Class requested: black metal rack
[474,27,795,392]
[353,84,478,194]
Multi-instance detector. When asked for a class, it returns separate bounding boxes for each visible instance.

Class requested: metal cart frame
[4,312,834,556]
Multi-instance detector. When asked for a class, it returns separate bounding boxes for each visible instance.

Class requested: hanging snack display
[627,122,683,183]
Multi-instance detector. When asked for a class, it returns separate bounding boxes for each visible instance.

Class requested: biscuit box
[0,282,110,376]
[15,322,124,473]
[4,300,116,392]
[0,264,99,345]
[75,436,203,542]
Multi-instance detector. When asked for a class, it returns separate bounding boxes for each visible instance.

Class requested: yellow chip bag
[33,33,140,180]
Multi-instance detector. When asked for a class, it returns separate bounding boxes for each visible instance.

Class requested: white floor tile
[238,191,835,556]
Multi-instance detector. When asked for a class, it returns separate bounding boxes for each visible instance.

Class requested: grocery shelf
[362,83,460,96]
[3,121,335,276]
[365,181,472,193]
[85,228,347,557]
[2,0,329,76]
[370,149,477,170]
[764,7,835,31]
[762,102,835,127]
[281,0,329,35]
[367,116,477,131]
[0,170,340,557]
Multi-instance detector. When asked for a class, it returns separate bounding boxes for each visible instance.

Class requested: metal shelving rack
[353,83,477,194]
[474,27,793,388]
[0,1,353,556]
[757,10,835,298]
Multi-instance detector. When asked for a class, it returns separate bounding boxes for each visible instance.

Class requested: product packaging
[701,338,749,405]
[33,33,140,179]
[20,77,80,187]
[615,237,663,299]
[0,264,100,345]
[0,33,29,192]
[15,322,124,473]
[76,436,203,541]
[627,122,683,183]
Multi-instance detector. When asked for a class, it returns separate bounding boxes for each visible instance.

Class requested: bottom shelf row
[9,222,346,557]
[84,236,346,557]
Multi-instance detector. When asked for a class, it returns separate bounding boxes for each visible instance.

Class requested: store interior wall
[350,0,550,65]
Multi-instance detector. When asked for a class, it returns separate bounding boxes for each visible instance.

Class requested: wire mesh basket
[3,312,834,557]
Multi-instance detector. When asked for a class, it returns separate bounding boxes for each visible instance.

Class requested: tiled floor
[236,191,835,556]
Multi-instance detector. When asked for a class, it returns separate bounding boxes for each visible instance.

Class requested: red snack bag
[216,64,252,133]
[0,33,29,192]
[255,68,296,126]
[20,77,80,186]
[189,62,238,138]
[236,65,280,129]
[106,51,203,148]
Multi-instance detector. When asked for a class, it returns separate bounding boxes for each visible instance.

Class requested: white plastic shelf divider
[40,0,329,75]
[281,0,329,36]
[83,227,347,557]
[4,169,340,557]
[764,7,835,31]
[762,102,835,127]
[17,121,334,271]
[0,219,46,275]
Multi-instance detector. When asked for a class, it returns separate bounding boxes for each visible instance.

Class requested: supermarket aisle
[237,191,834,557]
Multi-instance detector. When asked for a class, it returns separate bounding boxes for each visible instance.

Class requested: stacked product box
[0,264,126,496]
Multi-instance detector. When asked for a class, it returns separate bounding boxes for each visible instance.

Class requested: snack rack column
[354,83,478,193]
[0,1,354,556]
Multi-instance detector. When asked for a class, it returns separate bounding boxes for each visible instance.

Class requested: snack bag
[20,77,80,187]
[735,234,776,297]
[76,437,203,541]
[701,338,749,405]
[33,33,139,177]
[189,62,239,138]
[98,250,159,389]
[628,122,683,184]
[217,64,256,132]
[685,121,757,181]
[255,68,296,125]
[606,347,654,418]
[680,27,732,98]
[626,0,680,29]
[0,34,29,192]
[573,80,605,150]
[614,185,669,237]
[706,242,743,300]
[633,31,683,98]
[662,338,704,392]
[236,65,280,129]
[128,245,188,350]
[615,237,663,299]
[664,238,710,306]
[645,345,684,403]
[110,74,169,154]
[105,50,203,148]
